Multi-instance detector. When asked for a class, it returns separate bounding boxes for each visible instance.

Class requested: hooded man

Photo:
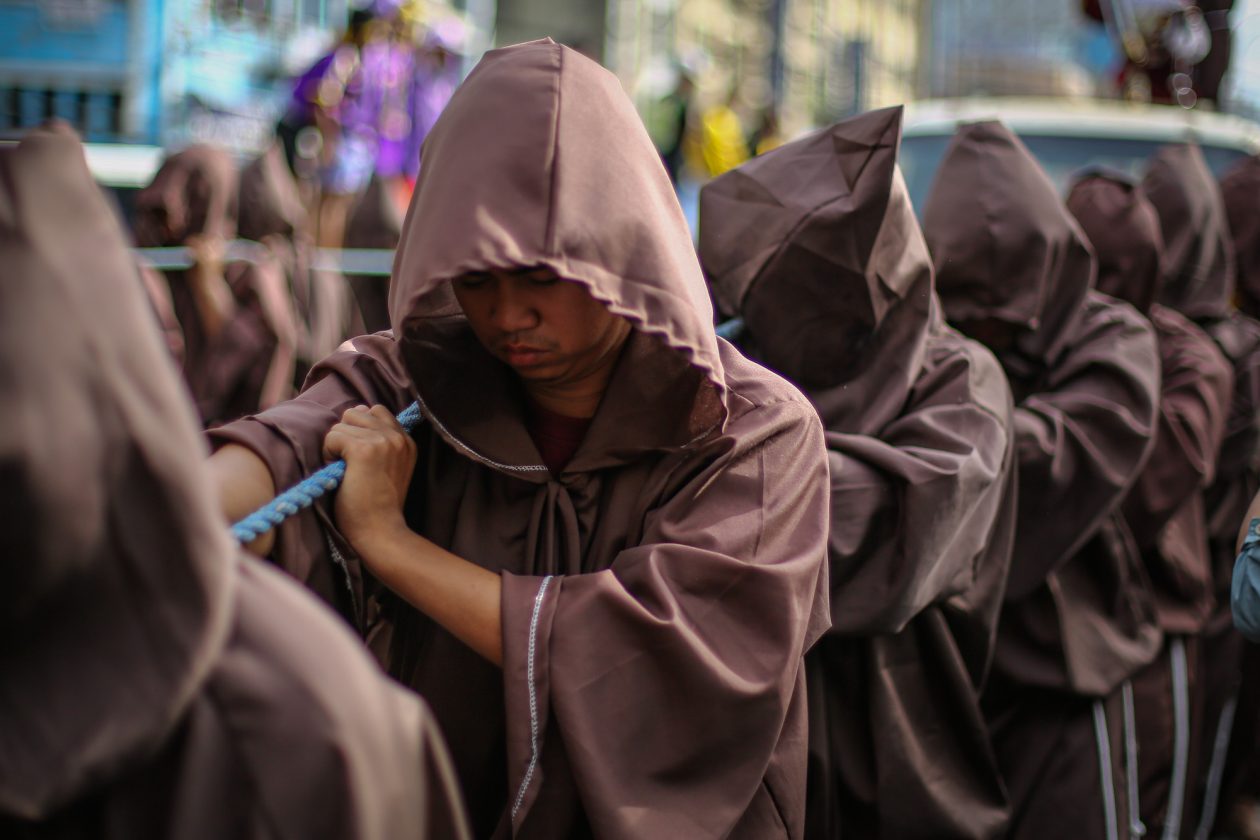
[135,145,296,427]
[236,140,304,401]
[1067,170,1233,839]
[1144,143,1260,839]
[206,39,831,839]
[923,121,1163,840]
[698,106,1017,839]
[0,128,468,839]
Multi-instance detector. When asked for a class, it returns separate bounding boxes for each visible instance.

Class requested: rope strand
[231,402,423,544]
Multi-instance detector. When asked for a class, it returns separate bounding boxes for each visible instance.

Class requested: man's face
[452,266,631,383]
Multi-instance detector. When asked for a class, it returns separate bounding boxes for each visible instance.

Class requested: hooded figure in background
[923,121,1162,840]
[1067,170,1233,840]
[344,174,405,335]
[0,128,468,840]
[236,141,304,399]
[699,106,1016,839]
[1144,143,1260,839]
[1222,155,1260,322]
[135,145,295,427]
[207,39,831,838]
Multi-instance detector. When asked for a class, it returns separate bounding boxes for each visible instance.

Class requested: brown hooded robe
[209,40,832,839]
[924,121,1163,840]
[135,145,293,427]
[0,129,468,840]
[1144,143,1260,837]
[700,106,1016,840]
[1068,170,1234,838]
[236,141,304,405]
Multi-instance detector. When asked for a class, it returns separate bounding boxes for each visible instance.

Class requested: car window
[902,132,1251,218]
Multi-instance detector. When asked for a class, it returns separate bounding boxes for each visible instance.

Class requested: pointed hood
[134,144,239,247]
[1220,154,1260,319]
[924,120,1094,373]
[699,106,935,432]
[1142,142,1235,321]
[388,39,725,468]
[1066,171,1166,316]
[0,131,234,818]
[237,141,307,242]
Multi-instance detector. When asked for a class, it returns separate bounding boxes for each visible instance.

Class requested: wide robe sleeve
[822,336,1013,635]
[499,395,831,838]
[1122,307,1232,547]
[1006,295,1161,598]
[207,332,414,612]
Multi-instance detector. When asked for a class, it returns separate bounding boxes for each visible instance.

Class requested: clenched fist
[323,404,417,554]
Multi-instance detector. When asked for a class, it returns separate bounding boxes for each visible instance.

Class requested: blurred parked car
[900,97,1260,215]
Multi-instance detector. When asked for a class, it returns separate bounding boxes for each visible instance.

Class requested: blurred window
[902,132,1251,215]
[212,0,270,24]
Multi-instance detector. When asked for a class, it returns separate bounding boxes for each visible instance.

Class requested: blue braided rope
[715,317,744,340]
[231,402,424,544]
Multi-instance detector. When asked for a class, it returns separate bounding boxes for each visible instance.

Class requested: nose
[488,280,540,334]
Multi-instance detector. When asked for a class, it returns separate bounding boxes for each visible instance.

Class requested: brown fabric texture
[0,130,468,838]
[1068,172,1233,635]
[1222,155,1260,320]
[136,145,295,426]
[1146,141,1260,634]
[236,142,305,406]
[1066,172,1165,317]
[1157,151,1260,832]
[985,686,1133,840]
[924,121,1162,838]
[210,39,831,839]
[1142,142,1236,322]
[345,175,403,334]
[701,106,1015,839]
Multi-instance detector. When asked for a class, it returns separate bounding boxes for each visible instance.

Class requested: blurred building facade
[0,0,354,146]
[0,0,483,151]
[606,0,929,142]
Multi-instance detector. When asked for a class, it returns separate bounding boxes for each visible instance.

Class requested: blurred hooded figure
[0,128,469,839]
[923,121,1163,840]
[1068,170,1233,840]
[236,140,304,397]
[699,106,1017,839]
[135,145,295,427]
[206,40,831,838]
[1221,154,1260,322]
[1144,143,1260,839]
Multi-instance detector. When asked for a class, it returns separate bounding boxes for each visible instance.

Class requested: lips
[500,343,550,367]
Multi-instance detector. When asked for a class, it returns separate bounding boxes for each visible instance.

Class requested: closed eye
[455,273,492,290]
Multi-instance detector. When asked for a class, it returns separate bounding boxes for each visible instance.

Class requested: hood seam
[543,45,564,258]
[414,391,549,475]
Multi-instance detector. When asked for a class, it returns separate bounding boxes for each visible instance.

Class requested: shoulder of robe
[1070,291,1160,360]
[1208,311,1260,367]
[717,339,820,425]
[917,327,1013,426]
[304,331,410,396]
[1150,305,1232,374]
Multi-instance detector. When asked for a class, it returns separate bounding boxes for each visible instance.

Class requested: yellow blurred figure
[689,102,749,178]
